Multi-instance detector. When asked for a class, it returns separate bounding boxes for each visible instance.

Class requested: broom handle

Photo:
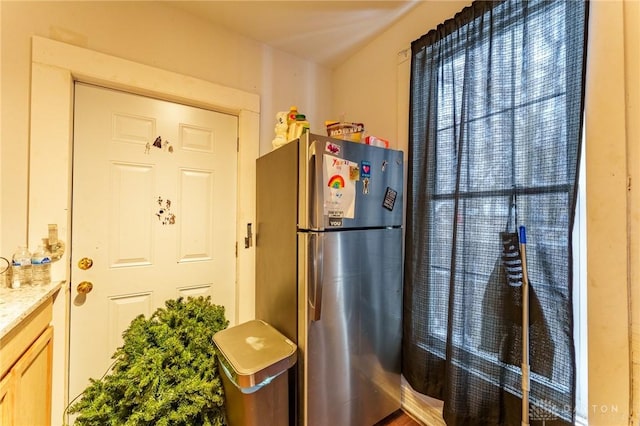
[519,226,530,426]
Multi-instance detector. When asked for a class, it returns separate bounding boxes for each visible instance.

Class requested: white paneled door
[69,83,238,405]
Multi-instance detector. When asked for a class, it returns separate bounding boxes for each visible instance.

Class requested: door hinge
[235,242,238,258]
[237,137,240,152]
[628,175,632,192]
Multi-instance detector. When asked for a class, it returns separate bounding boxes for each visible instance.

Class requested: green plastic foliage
[68,296,229,426]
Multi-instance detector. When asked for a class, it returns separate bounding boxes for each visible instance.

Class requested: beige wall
[584,2,638,424]
[332,0,639,425]
[0,0,332,257]
[332,0,471,150]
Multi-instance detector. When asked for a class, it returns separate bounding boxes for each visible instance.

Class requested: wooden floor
[375,410,422,426]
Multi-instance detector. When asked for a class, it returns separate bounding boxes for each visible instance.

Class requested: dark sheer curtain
[402,1,588,425]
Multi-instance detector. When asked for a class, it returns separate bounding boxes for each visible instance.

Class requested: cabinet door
[12,326,53,426]
[0,371,14,426]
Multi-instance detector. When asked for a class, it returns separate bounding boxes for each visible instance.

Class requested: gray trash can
[213,319,297,426]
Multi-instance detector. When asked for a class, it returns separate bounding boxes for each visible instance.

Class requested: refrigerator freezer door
[301,228,402,426]
[303,134,404,230]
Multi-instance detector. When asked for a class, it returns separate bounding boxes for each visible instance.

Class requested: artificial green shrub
[67,296,229,426]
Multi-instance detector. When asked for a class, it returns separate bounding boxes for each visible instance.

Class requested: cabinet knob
[77,281,93,295]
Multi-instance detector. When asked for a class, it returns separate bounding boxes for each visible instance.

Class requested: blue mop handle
[519,225,527,244]
[519,225,530,426]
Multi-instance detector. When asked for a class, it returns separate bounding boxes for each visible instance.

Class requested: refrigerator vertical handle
[299,134,323,230]
[308,142,319,230]
[308,233,324,321]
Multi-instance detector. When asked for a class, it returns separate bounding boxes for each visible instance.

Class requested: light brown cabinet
[0,299,53,426]
[0,372,13,425]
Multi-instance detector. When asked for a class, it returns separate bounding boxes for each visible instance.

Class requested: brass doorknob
[78,257,94,270]
[77,281,94,295]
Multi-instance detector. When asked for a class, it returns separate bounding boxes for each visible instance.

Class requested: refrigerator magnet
[361,161,371,178]
[382,187,397,211]
[325,142,341,155]
[362,178,370,195]
[349,165,360,181]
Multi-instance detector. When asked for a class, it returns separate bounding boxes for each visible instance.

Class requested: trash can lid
[213,319,297,390]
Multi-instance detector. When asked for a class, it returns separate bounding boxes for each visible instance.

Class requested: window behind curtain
[403,1,588,425]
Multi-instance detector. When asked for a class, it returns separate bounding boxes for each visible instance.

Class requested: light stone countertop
[0,281,63,339]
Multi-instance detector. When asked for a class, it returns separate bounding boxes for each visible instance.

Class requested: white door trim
[27,35,259,423]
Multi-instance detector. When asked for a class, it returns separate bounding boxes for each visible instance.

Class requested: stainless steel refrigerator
[256,133,403,426]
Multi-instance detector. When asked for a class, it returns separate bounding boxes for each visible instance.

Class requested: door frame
[27,36,260,423]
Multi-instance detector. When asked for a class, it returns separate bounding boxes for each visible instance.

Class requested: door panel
[178,168,214,261]
[106,293,153,353]
[70,83,238,410]
[109,162,154,267]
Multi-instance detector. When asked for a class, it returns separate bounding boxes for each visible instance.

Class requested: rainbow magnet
[328,175,345,189]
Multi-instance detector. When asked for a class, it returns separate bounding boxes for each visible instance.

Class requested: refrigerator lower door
[300,228,402,426]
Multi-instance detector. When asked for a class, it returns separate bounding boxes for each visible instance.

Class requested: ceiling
[165,1,421,68]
